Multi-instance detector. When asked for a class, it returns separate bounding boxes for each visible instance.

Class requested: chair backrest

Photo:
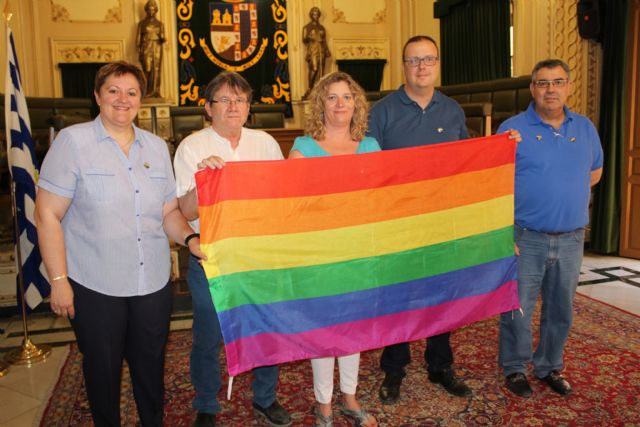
[461,102,492,137]
[249,103,286,128]
[169,106,207,143]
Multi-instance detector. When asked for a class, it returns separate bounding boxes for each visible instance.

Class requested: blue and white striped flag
[5,25,50,309]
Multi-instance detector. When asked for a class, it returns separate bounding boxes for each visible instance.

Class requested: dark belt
[541,229,581,236]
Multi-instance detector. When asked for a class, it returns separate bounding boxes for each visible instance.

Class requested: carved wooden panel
[620,0,640,258]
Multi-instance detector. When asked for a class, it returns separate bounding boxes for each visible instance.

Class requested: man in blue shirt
[498,59,603,398]
[367,35,472,404]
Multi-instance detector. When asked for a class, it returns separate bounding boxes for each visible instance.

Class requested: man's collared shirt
[367,85,469,150]
[173,126,284,232]
[39,116,176,296]
[498,102,604,232]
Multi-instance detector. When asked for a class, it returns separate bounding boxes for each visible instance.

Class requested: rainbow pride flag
[196,134,519,376]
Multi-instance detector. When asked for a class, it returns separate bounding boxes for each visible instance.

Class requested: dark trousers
[380,332,454,376]
[69,279,172,427]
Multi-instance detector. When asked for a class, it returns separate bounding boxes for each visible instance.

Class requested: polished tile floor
[0,252,639,426]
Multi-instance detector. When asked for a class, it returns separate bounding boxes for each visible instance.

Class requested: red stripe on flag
[196,134,515,205]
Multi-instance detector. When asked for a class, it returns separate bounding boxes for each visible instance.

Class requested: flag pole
[3,182,51,366]
[3,2,51,367]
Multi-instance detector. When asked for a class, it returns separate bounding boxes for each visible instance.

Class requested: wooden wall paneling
[620,0,640,258]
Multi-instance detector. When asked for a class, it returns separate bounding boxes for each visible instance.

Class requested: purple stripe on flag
[223,280,519,376]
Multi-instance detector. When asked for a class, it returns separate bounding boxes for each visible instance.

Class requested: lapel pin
[570,137,576,142]
[536,135,542,141]
[144,162,150,169]
[437,128,444,133]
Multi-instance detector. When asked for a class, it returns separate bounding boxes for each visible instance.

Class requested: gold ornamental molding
[50,0,123,23]
[333,37,390,89]
[332,0,386,24]
[53,40,124,63]
[332,6,346,23]
[50,3,70,22]
[334,38,389,60]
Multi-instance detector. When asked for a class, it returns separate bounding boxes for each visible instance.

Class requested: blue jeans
[499,225,584,378]
[188,256,279,414]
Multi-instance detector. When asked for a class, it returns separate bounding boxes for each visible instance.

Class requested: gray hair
[531,59,571,81]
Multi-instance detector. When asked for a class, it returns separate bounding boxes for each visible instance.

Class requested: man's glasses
[403,56,439,67]
[326,94,354,104]
[210,97,249,106]
[532,79,569,89]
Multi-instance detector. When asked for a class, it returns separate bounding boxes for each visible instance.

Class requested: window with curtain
[435,0,511,85]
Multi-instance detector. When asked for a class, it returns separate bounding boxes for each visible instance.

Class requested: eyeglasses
[403,56,439,67]
[326,94,354,104]
[209,97,249,106]
[532,79,569,89]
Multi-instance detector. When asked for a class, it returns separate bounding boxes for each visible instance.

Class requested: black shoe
[428,368,472,397]
[252,400,292,426]
[539,370,572,395]
[193,412,216,427]
[379,372,404,404]
[505,372,533,398]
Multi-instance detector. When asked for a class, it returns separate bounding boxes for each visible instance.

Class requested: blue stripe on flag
[217,256,517,343]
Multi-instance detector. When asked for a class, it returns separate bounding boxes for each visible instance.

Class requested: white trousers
[311,353,360,404]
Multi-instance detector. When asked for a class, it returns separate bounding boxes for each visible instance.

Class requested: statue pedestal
[138,101,172,140]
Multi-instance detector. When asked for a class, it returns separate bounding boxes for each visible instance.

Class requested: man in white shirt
[174,71,290,427]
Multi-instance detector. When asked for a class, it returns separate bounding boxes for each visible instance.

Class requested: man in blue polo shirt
[498,59,603,398]
[367,35,472,403]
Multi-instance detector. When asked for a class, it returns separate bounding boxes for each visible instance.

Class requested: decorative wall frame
[50,38,125,96]
[332,0,386,24]
[333,38,390,89]
[50,0,122,23]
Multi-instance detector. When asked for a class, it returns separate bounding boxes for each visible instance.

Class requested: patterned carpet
[39,294,640,426]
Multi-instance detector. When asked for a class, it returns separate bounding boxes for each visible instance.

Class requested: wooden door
[620,0,640,258]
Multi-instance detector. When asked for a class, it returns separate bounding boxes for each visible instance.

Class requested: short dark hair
[531,59,571,81]
[94,61,146,98]
[203,71,253,103]
[402,35,439,59]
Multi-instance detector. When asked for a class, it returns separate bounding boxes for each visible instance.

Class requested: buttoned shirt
[38,116,176,296]
[498,102,604,232]
[173,126,284,232]
[367,85,469,149]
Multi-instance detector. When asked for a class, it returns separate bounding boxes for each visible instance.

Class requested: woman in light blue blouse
[290,71,379,427]
[35,61,203,427]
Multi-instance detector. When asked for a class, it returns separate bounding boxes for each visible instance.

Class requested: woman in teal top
[289,72,378,427]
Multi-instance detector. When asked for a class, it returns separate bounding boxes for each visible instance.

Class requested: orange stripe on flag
[200,164,514,243]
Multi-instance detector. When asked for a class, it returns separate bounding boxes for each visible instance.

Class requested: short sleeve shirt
[38,116,176,296]
[497,102,604,232]
[367,85,469,150]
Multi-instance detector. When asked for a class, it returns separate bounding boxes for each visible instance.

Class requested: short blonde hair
[305,71,369,142]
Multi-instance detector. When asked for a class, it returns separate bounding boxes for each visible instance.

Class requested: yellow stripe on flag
[202,195,513,278]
